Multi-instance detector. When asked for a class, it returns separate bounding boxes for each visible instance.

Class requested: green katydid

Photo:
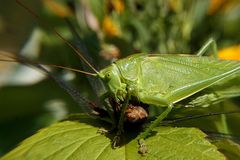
[96,39,240,153]
[3,36,240,154]
[2,0,240,155]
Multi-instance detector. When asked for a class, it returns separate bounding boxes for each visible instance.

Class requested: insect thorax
[99,53,171,106]
[115,54,170,106]
[99,64,127,101]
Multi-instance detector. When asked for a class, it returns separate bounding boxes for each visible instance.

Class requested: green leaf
[212,139,240,160]
[1,115,225,160]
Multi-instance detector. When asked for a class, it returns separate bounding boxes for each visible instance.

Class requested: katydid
[2,0,240,155]
[2,37,240,153]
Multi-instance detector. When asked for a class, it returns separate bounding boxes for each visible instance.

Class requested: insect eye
[105,73,111,79]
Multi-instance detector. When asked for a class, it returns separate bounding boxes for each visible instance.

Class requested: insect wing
[140,55,240,104]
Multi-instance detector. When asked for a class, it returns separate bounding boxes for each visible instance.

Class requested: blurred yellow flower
[168,0,182,12]
[218,45,240,60]
[208,0,226,15]
[208,0,239,15]
[42,0,72,17]
[102,16,120,37]
[112,0,125,13]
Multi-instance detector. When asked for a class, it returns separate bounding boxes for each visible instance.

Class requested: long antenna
[161,110,240,124]
[16,0,99,74]
[204,131,240,139]
[0,51,108,116]
[0,51,97,76]
[44,64,97,76]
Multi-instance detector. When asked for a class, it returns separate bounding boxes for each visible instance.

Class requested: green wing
[139,54,240,104]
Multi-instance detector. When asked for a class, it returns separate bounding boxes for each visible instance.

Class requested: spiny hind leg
[197,38,218,58]
[138,104,173,155]
[196,40,230,136]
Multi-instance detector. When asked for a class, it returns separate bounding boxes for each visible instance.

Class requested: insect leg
[215,102,230,134]
[96,96,116,135]
[138,104,173,155]
[112,94,130,148]
[195,39,234,134]
[100,93,116,126]
[196,38,218,58]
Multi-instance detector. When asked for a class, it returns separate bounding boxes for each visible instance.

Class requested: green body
[98,50,240,152]
[99,53,240,106]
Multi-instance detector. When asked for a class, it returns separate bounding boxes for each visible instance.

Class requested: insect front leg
[101,92,116,120]
[95,92,117,135]
[138,104,173,155]
[112,94,130,148]
[197,38,218,58]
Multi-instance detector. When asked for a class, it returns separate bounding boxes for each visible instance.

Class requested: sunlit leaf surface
[2,115,225,160]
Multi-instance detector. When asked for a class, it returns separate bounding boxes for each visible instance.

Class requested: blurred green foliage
[0,0,240,157]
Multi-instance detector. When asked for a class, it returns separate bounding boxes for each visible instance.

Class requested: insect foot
[116,87,127,102]
[138,138,148,156]
[112,133,122,148]
[97,128,109,135]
